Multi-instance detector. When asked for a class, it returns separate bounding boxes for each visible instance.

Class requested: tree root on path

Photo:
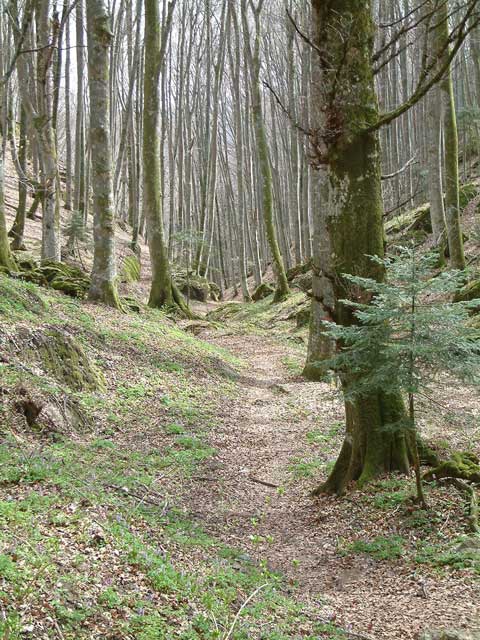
[436,477,479,534]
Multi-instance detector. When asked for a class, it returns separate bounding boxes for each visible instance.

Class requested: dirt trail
[189,329,480,640]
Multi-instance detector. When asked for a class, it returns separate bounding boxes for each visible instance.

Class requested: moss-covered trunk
[86,0,122,308]
[9,107,28,251]
[310,0,410,495]
[303,169,333,380]
[143,0,190,316]
[242,2,289,303]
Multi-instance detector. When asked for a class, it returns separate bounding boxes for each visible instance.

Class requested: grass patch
[341,535,406,561]
[288,458,324,479]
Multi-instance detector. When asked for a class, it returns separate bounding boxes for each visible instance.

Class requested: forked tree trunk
[86,0,122,308]
[310,0,410,495]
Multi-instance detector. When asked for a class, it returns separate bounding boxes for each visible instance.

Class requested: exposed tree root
[437,477,479,534]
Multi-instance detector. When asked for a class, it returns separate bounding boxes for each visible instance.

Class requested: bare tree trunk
[64,6,73,210]
[0,132,14,269]
[74,0,86,221]
[426,84,446,247]
[438,1,465,269]
[29,0,61,262]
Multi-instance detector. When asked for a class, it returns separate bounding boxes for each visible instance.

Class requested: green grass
[0,429,323,638]
[340,531,480,574]
[288,458,324,479]
[282,355,304,375]
[341,535,406,561]
[415,538,480,574]
[306,422,342,446]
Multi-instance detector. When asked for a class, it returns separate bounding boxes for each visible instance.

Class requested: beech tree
[307,0,478,495]
[0,140,14,270]
[86,0,122,307]
[143,0,191,315]
[1,0,479,313]
[308,0,410,494]
[438,0,466,270]
[242,0,290,302]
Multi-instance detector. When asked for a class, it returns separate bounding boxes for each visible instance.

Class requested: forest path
[187,328,479,640]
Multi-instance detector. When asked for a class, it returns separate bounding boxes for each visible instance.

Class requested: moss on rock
[23,327,106,392]
[15,259,91,298]
[209,282,222,302]
[424,451,480,483]
[174,271,211,302]
[252,282,274,302]
[286,260,312,282]
[206,303,242,322]
[459,182,479,209]
[12,251,37,271]
[296,304,311,328]
[385,203,432,238]
[454,278,480,305]
[292,271,313,293]
[0,275,47,318]
[120,255,141,283]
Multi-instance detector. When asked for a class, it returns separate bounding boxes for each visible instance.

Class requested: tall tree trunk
[229,2,251,301]
[0,132,15,269]
[86,0,122,308]
[242,0,289,302]
[143,0,190,314]
[310,0,410,496]
[74,0,86,221]
[34,0,61,262]
[9,107,28,251]
[64,6,73,211]
[438,1,465,269]
[143,0,174,308]
[427,85,446,247]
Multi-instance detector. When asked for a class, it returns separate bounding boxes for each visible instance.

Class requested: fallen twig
[223,583,269,640]
[248,475,279,489]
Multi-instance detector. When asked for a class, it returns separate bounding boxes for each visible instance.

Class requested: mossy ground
[206,292,309,346]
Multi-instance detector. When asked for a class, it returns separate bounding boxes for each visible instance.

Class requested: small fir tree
[322,246,480,507]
